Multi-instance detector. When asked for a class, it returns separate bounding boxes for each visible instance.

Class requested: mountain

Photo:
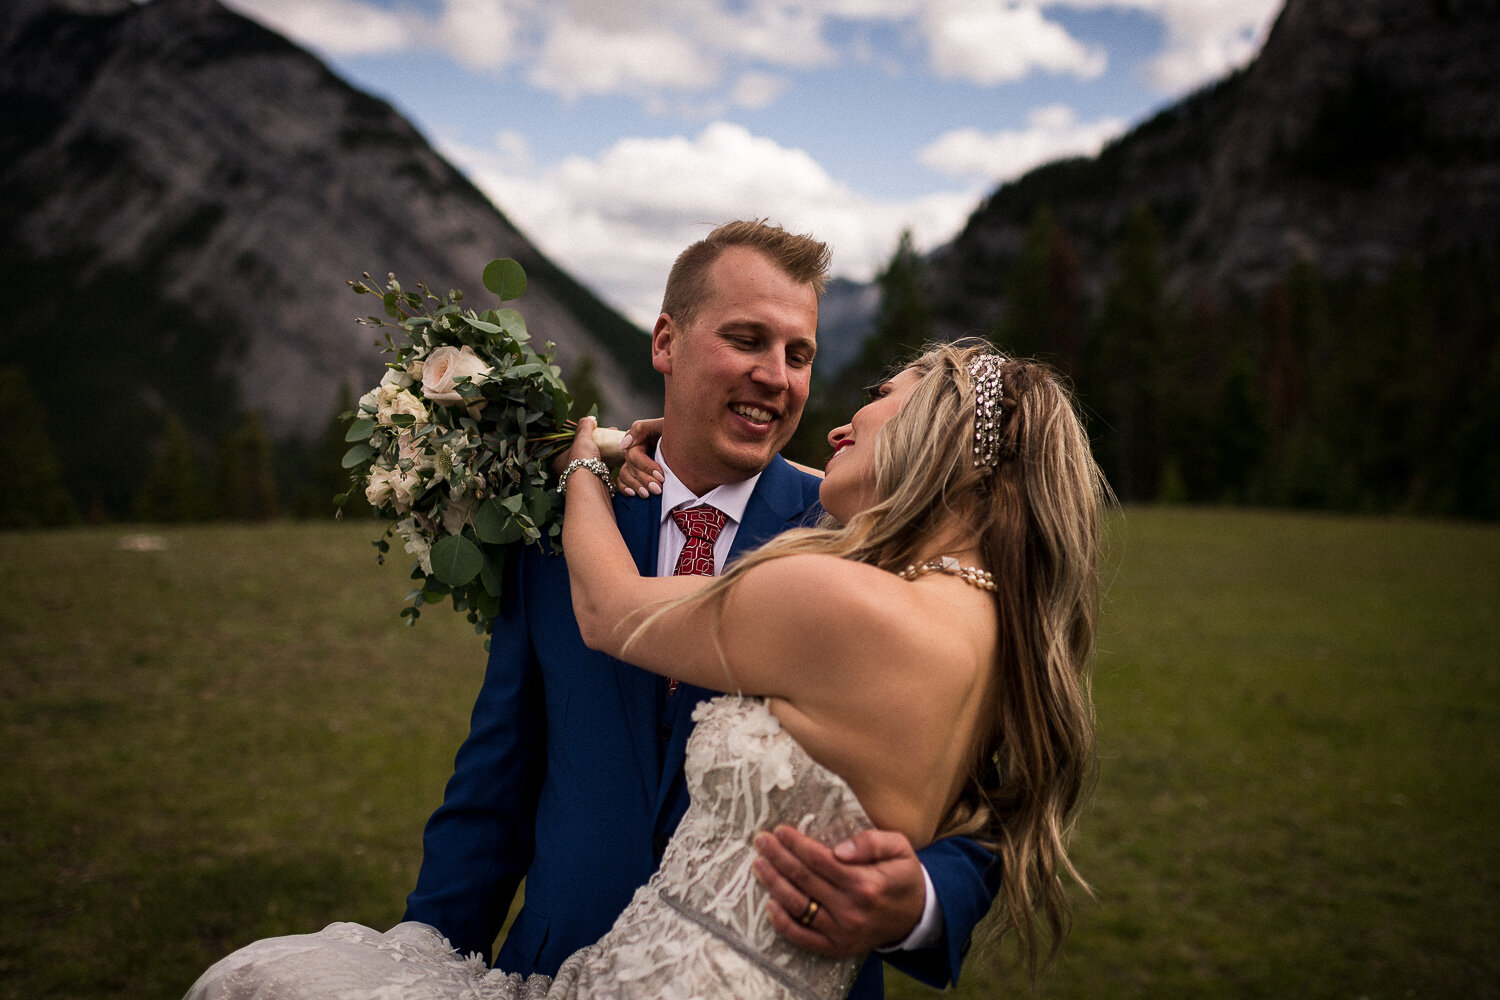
[0,0,660,516]
[925,0,1500,336]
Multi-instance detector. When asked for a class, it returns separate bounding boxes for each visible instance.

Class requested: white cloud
[1055,0,1280,94]
[1142,0,1279,93]
[442,123,979,326]
[729,71,792,110]
[922,0,1108,84]
[434,0,529,72]
[222,0,413,55]
[919,104,1128,184]
[529,19,722,99]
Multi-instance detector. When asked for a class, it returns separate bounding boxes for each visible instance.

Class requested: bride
[185,342,1108,1000]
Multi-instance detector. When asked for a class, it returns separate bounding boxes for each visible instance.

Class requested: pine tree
[0,366,78,528]
[1087,202,1175,501]
[133,412,204,522]
[215,412,279,521]
[999,206,1085,375]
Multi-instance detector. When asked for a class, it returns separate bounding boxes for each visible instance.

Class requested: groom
[404,220,998,998]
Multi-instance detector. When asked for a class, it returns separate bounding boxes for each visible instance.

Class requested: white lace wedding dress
[186,696,871,1000]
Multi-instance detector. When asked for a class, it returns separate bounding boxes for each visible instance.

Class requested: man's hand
[752,826,927,957]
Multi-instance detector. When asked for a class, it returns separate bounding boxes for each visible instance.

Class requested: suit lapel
[612,491,664,799]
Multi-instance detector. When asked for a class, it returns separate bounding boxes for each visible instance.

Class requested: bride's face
[819,368,921,523]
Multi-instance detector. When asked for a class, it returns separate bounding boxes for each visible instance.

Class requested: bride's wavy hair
[677,340,1110,971]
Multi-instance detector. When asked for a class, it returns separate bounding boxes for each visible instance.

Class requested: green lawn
[2,509,1497,999]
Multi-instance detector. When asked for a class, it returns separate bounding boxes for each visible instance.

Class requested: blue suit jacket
[404,456,1000,998]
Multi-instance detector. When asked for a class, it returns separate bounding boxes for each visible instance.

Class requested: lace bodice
[185,696,873,1000]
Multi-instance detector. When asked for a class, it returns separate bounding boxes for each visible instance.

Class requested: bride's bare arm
[560,420,894,702]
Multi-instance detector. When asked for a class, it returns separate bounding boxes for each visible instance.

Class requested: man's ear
[650,313,674,376]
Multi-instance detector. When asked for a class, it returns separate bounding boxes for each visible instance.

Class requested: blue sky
[223,0,1280,326]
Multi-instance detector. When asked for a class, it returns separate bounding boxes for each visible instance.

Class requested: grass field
[2,508,1497,999]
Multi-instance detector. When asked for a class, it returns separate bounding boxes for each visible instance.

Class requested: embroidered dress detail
[185,697,869,1000]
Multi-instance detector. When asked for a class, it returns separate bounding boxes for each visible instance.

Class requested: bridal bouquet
[340,259,617,637]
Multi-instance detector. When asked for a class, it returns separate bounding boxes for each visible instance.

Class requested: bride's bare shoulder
[727,555,927,644]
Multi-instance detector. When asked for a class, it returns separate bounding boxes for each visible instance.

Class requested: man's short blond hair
[660,220,831,330]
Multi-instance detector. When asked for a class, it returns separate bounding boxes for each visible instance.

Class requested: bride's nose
[827,424,851,449]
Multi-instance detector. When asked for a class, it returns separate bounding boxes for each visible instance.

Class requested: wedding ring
[796,898,820,927]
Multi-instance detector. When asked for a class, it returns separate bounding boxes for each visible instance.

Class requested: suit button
[652,834,671,857]
[658,725,672,742]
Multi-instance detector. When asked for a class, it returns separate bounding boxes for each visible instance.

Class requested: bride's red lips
[832,439,854,456]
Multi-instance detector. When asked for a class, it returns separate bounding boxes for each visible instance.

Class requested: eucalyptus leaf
[341,443,377,468]
[472,498,510,543]
[496,308,529,339]
[480,552,506,598]
[482,259,528,301]
[345,418,376,442]
[430,534,484,587]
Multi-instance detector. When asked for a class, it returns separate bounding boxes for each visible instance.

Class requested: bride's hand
[564,416,605,465]
[617,417,665,497]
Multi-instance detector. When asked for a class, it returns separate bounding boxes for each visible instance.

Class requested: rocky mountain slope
[0,0,660,456]
[923,0,1500,336]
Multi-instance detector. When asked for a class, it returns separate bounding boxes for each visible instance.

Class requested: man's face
[652,246,818,495]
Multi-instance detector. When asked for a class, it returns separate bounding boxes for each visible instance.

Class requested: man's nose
[752,351,790,390]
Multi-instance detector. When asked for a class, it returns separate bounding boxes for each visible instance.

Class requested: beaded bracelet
[556,457,616,497]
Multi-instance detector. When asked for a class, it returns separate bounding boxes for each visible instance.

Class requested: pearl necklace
[897,555,996,592]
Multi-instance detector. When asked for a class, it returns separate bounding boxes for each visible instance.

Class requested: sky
[222,0,1282,327]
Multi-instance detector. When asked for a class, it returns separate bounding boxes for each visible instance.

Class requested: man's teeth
[732,404,774,424]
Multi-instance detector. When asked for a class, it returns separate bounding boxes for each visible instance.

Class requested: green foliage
[133,412,206,523]
[564,354,606,425]
[214,411,280,521]
[0,366,78,528]
[345,260,582,636]
[281,381,371,520]
[997,206,1086,374]
[1084,201,1178,500]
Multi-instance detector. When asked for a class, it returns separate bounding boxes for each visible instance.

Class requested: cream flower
[373,384,429,428]
[421,346,491,406]
[394,517,433,575]
[365,464,423,513]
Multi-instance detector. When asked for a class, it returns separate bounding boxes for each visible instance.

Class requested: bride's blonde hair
[648,341,1109,971]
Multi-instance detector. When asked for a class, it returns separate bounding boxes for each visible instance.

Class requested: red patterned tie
[667,504,727,694]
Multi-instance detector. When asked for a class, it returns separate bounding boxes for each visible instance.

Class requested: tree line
[6,210,1496,529]
[787,205,1500,521]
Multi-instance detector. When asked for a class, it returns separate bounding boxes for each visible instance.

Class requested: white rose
[422,346,491,406]
[374,385,430,428]
[379,366,413,389]
[364,464,422,513]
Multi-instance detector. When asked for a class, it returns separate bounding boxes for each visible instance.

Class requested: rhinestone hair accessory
[969,353,1006,469]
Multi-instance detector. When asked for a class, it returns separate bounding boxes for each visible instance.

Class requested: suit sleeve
[402,551,546,963]
[881,836,1002,987]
